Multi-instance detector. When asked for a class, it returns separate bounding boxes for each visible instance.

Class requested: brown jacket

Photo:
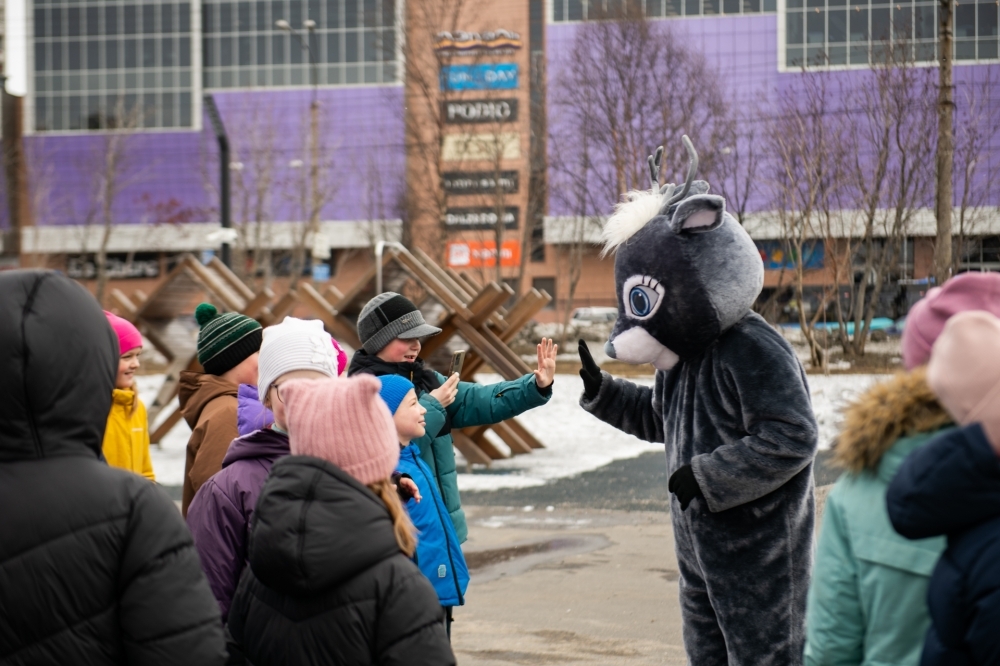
[179,372,239,516]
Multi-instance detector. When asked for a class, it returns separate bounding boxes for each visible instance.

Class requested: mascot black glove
[668,465,704,511]
[578,339,603,400]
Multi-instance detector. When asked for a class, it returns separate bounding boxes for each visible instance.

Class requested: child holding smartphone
[349,291,557,544]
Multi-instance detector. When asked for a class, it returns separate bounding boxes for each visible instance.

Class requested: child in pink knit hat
[101,311,154,480]
[901,272,1000,369]
[226,374,455,665]
[886,310,1000,665]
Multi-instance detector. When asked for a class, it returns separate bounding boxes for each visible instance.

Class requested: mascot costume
[579,137,818,666]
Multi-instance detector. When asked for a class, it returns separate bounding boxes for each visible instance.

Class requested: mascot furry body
[579,139,818,665]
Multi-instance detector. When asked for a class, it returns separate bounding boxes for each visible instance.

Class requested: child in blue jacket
[378,375,470,640]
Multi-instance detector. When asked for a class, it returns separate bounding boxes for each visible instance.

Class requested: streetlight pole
[204,94,232,267]
[277,18,320,286]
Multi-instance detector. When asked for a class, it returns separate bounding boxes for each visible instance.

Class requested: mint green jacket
[805,433,948,666]
[416,372,550,543]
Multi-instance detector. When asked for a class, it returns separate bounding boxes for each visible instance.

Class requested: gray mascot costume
[579,138,818,666]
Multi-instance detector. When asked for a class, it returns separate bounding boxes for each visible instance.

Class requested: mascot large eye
[622,275,665,320]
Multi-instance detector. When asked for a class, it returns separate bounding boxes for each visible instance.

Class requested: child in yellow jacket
[103,311,155,481]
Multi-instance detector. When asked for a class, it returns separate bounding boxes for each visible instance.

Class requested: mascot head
[601,137,763,371]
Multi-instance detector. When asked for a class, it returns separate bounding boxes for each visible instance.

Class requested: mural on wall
[755,240,825,270]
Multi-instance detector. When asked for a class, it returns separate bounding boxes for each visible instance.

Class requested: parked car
[571,307,618,326]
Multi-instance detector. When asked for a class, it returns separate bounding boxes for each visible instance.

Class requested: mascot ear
[671,194,726,234]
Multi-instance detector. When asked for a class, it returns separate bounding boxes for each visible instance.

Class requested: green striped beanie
[194,303,263,376]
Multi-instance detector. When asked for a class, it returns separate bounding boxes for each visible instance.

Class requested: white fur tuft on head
[600,189,666,257]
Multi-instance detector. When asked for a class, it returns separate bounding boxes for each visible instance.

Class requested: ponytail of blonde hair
[368,479,417,557]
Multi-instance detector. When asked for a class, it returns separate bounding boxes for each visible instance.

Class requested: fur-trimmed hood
[834,369,952,474]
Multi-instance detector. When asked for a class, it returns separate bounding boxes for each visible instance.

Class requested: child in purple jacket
[186,317,346,621]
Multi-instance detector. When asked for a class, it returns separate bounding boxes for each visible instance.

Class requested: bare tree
[933,0,955,284]
[952,71,1000,272]
[399,0,472,256]
[199,99,284,288]
[834,39,936,356]
[548,2,731,344]
[766,68,844,368]
[282,103,341,288]
[551,2,730,207]
[81,100,143,304]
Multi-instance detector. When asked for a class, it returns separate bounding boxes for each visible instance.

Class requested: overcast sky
[6,0,27,95]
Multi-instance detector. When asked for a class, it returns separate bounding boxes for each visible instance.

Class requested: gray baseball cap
[357,292,442,354]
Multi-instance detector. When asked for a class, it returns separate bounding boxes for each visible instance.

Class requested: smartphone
[450,350,467,377]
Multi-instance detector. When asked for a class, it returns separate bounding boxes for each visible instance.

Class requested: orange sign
[446,240,521,268]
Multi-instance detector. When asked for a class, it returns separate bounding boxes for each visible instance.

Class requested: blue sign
[311,263,331,282]
[440,64,518,91]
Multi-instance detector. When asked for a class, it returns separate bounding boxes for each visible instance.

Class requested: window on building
[530,222,546,262]
[31,0,197,132]
[532,276,556,308]
[784,0,999,68]
[552,0,776,21]
[201,0,399,90]
[960,236,1000,271]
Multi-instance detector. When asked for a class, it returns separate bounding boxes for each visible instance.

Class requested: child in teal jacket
[805,370,950,665]
[348,292,556,543]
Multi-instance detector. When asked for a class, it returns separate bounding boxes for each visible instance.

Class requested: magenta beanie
[282,375,399,486]
[902,273,1000,370]
[104,311,143,355]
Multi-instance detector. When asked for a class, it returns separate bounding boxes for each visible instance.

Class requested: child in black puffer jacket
[888,311,1000,666]
[227,375,454,666]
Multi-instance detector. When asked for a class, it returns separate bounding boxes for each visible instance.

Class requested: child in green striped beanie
[178,303,262,515]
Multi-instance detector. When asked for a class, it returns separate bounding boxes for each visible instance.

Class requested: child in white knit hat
[187,316,345,622]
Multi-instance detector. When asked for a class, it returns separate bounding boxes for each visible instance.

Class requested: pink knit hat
[282,375,399,485]
[104,311,143,355]
[927,310,1000,452]
[903,273,1000,370]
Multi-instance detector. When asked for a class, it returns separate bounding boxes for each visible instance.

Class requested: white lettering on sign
[447,101,511,122]
[443,207,519,229]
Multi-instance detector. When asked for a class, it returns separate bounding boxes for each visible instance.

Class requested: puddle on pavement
[465,538,589,571]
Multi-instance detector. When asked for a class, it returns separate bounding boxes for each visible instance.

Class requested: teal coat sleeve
[412,373,551,545]
[805,491,864,666]
[440,372,551,429]
[413,395,448,478]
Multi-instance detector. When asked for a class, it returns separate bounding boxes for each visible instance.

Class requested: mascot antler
[647,135,700,207]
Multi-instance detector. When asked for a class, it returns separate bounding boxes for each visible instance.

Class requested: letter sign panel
[439,64,518,91]
[442,98,519,124]
[443,207,520,230]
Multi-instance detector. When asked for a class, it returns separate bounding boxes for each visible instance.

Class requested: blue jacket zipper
[410,448,464,605]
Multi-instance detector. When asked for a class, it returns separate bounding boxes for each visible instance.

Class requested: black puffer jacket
[0,270,227,666]
[227,455,455,666]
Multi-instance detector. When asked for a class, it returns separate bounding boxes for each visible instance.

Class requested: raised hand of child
[534,338,558,389]
[429,372,460,408]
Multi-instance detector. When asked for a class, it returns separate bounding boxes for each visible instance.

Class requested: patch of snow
[135,375,192,486]
[455,374,661,492]
[136,370,884,491]
[808,373,881,454]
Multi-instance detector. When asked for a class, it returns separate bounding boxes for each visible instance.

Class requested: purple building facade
[4,1,999,276]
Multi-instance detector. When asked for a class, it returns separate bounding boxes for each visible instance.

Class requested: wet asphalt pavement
[162,450,839,508]
[461,449,839,512]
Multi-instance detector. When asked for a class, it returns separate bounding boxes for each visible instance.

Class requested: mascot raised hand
[579,137,818,666]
